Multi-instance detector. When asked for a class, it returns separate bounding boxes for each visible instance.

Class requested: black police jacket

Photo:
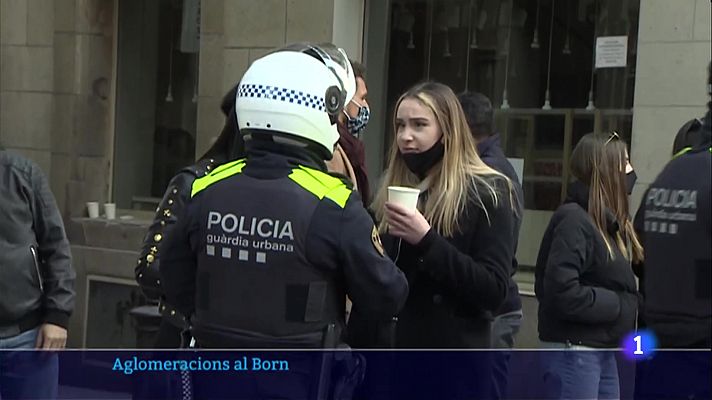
[536,181,638,348]
[135,158,218,301]
[633,142,711,348]
[135,158,219,339]
[159,145,408,348]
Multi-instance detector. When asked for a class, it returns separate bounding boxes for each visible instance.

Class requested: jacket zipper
[30,245,44,292]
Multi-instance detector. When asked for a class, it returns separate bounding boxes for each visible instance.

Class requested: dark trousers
[153,318,185,348]
[490,309,523,399]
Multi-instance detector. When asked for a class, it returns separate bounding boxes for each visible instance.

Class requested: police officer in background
[159,43,408,353]
[633,64,711,399]
[135,85,243,349]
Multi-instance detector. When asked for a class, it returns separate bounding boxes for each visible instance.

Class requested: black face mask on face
[401,140,445,179]
[626,170,637,195]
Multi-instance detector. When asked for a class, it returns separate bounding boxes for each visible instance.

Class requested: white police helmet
[235,43,356,159]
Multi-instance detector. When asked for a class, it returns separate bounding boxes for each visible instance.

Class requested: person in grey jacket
[0,147,75,350]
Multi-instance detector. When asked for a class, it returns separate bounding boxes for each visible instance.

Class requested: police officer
[135,85,242,348]
[633,66,711,399]
[159,43,408,352]
[634,82,711,349]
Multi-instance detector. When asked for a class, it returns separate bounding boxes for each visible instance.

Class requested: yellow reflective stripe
[288,166,352,208]
[326,184,352,208]
[289,169,328,198]
[673,147,712,159]
[210,158,245,176]
[673,147,692,159]
[191,160,245,197]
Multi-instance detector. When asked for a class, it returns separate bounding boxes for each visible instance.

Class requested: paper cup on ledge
[86,202,100,219]
[104,203,117,220]
[387,186,420,212]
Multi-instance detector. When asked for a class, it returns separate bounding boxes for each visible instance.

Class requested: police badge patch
[371,225,385,257]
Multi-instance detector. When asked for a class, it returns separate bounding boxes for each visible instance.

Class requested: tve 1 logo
[622,330,658,360]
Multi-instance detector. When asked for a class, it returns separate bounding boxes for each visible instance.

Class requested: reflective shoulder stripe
[672,147,712,159]
[673,147,692,159]
[288,166,352,208]
[210,158,246,176]
[190,159,246,198]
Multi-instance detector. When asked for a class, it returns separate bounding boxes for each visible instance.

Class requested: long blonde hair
[372,82,514,237]
[570,132,644,263]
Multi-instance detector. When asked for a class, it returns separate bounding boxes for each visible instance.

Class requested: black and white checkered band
[237,84,326,112]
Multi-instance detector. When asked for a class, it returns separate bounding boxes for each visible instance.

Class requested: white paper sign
[507,158,524,186]
[595,36,628,68]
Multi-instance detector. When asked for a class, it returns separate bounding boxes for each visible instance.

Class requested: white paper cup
[387,186,420,212]
[104,203,116,220]
[86,202,99,219]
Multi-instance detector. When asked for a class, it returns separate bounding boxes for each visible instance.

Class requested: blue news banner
[0,349,710,399]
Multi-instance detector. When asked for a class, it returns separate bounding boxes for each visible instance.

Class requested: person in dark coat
[327,60,371,205]
[135,85,243,348]
[459,91,524,399]
[348,82,515,398]
[459,92,524,345]
[672,117,704,156]
[535,132,643,399]
[631,65,711,400]
[0,144,75,399]
[158,43,408,398]
[378,82,514,348]
[634,70,711,349]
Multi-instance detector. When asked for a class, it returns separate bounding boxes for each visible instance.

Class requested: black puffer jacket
[535,181,638,348]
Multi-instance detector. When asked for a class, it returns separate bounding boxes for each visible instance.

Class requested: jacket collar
[244,139,326,172]
[476,133,502,159]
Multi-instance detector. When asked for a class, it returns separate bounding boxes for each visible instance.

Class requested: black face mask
[626,170,637,195]
[401,141,445,179]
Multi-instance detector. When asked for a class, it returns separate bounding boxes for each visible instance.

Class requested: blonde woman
[348,82,516,353]
[535,132,643,399]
